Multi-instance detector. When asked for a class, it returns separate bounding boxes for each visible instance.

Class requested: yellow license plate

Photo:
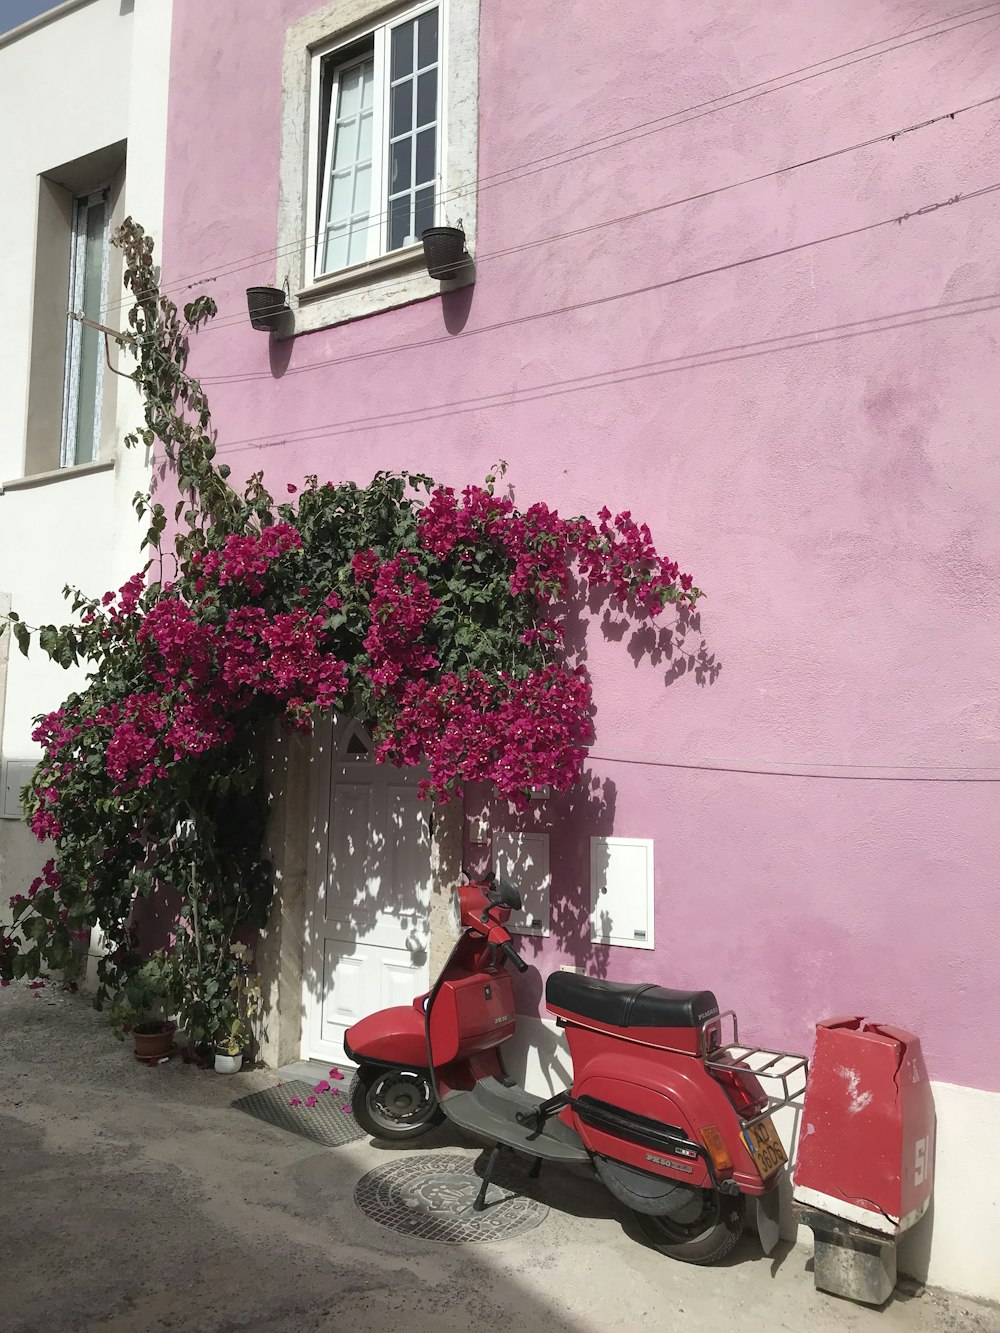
[742,1117,788,1178]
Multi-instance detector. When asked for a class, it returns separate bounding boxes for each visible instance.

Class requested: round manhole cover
[354,1152,549,1243]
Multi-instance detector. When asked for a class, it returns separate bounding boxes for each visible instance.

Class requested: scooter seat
[546,972,719,1030]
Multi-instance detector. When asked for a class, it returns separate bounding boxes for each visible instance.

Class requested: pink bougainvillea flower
[28,980,45,990]
[329,1088,340,1097]
[288,1096,302,1107]
[287,484,297,494]
[328,1068,344,1080]
[313,1080,330,1093]
[304,1095,318,1108]
[341,1105,352,1115]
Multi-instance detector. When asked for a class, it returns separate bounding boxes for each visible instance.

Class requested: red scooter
[346,875,806,1265]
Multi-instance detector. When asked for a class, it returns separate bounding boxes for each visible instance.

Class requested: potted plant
[421,224,468,280]
[212,942,260,1074]
[109,954,176,1061]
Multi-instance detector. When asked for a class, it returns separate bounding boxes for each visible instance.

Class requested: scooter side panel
[429,968,516,1066]
[567,1039,766,1193]
[345,1005,429,1069]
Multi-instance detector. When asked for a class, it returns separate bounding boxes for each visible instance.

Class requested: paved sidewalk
[0,985,995,1333]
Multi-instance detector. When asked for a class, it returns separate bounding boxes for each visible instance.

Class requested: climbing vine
[0,218,701,1049]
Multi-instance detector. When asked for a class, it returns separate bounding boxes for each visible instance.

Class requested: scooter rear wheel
[350,1065,444,1141]
[634,1190,745,1266]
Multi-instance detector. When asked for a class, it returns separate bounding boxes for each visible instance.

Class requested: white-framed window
[277,0,478,334]
[309,1,442,282]
[60,189,111,468]
[590,837,655,950]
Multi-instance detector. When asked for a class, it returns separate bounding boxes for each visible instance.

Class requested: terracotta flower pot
[132,1021,175,1062]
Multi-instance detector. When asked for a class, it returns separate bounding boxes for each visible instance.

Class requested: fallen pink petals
[313,1080,330,1093]
[288,1096,301,1106]
[341,1105,352,1114]
[304,1095,318,1107]
[328,1068,344,1080]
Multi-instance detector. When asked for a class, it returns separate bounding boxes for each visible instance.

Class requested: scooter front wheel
[350,1065,444,1141]
[634,1190,745,1266]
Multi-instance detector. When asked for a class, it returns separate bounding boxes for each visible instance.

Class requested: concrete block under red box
[792,1016,935,1236]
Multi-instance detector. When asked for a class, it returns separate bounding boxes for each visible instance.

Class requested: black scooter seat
[546,973,719,1029]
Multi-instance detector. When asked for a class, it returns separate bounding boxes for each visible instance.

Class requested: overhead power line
[196,181,1000,396]
[191,93,1000,351]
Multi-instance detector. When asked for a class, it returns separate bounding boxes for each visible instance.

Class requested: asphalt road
[0,983,996,1333]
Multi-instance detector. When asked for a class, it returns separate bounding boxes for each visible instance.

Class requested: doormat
[354,1152,549,1243]
[232,1080,366,1147]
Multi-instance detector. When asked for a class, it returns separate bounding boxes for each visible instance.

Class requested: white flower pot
[214,1050,243,1074]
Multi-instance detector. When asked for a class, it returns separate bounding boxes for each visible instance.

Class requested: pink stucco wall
[162,0,1000,1090]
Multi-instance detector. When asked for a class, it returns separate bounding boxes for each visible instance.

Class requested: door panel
[305,727,432,1064]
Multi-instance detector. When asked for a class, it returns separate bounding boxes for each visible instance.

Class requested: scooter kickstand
[473,1144,502,1213]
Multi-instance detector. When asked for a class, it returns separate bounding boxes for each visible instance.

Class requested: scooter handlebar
[501,941,529,974]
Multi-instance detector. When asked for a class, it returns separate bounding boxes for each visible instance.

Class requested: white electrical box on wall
[590,836,654,949]
[493,830,551,937]
[1,760,37,820]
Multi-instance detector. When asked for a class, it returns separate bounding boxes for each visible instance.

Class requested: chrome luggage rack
[701,1011,809,1130]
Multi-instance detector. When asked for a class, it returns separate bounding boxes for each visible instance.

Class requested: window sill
[299,242,426,303]
[283,243,472,337]
[0,458,115,494]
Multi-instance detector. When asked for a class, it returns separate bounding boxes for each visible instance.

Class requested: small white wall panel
[590,837,654,949]
[493,831,551,937]
[1,760,35,820]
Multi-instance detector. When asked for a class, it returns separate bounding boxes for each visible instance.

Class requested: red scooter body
[346,878,799,1264]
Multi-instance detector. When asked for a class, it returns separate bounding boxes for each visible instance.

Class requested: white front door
[303,718,432,1064]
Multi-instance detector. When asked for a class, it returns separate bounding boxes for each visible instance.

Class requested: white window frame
[309,0,444,283]
[60,188,110,469]
[277,0,478,335]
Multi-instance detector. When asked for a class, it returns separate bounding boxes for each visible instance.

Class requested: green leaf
[13,622,30,656]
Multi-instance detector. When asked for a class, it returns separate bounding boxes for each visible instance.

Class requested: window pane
[347,217,369,266]
[414,185,435,243]
[388,194,411,251]
[417,9,438,68]
[390,137,412,195]
[338,63,364,118]
[329,171,354,220]
[74,201,105,465]
[415,127,435,186]
[322,56,375,273]
[324,225,349,273]
[390,78,413,138]
[357,107,373,162]
[416,69,436,128]
[352,161,371,214]
[391,19,414,79]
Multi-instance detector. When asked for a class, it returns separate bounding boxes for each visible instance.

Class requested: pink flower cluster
[192,523,302,596]
[417,485,696,609]
[361,551,440,694]
[376,663,593,808]
[103,599,349,785]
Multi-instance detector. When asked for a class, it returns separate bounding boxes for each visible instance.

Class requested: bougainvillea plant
[0,218,701,1048]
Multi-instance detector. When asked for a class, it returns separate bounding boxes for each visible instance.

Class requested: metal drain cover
[354,1152,549,1243]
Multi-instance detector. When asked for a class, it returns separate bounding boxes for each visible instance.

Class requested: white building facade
[0,0,173,925]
